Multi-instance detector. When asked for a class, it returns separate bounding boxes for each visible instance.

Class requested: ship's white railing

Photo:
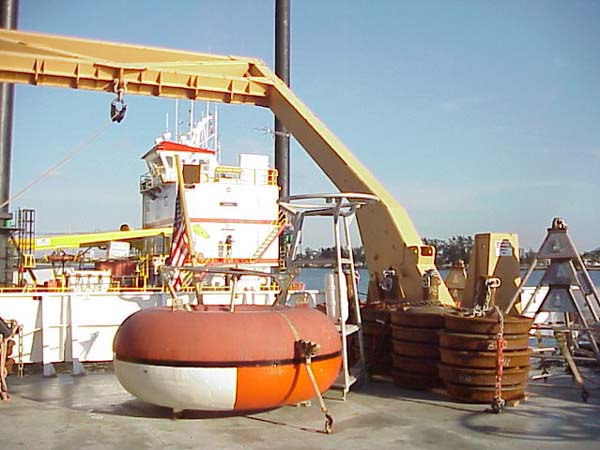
[140,166,278,193]
[139,174,157,192]
[214,166,278,186]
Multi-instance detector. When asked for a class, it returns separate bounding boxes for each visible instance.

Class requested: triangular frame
[505,218,600,366]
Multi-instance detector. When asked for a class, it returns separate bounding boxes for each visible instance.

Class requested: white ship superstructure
[139,108,284,272]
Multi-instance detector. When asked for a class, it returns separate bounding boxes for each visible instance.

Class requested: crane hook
[110,89,127,123]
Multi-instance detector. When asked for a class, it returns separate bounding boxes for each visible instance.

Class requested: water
[297,267,600,296]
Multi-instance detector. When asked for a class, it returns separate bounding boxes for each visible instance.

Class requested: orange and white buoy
[113,305,342,411]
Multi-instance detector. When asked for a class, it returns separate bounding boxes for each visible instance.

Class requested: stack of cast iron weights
[390,305,457,389]
[438,309,533,403]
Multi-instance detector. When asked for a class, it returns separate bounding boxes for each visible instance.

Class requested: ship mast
[174,99,179,139]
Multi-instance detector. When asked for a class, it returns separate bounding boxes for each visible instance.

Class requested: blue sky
[8,1,600,251]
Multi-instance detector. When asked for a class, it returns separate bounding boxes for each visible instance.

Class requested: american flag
[167,192,190,291]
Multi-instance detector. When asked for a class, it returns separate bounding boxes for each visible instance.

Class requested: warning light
[420,246,434,257]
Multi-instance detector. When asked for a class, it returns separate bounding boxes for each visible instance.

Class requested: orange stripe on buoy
[234,356,342,410]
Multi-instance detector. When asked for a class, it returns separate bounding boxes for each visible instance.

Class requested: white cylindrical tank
[324,271,348,323]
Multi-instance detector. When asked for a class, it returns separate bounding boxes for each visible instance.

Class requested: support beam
[265,71,441,302]
[0,30,271,105]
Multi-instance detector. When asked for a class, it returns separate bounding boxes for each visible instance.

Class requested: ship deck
[1,367,599,449]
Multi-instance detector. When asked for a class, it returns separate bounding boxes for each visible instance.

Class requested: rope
[0,320,20,401]
[0,118,115,210]
[276,311,334,434]
[0,335,7,401]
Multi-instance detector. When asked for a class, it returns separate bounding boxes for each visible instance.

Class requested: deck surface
[1,368,599,450]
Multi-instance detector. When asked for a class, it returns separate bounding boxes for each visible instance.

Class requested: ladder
[251,210,288,262]
[331,213,364,400]
[10,209,37,286]
[278,193,378,400]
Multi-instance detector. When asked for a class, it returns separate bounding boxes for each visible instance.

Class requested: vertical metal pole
[0,0,17,214]
[332,201,350,398]
[275,0,291,264]
[0,0,18,286]
[274,0,290,196]
[342,208,366,380]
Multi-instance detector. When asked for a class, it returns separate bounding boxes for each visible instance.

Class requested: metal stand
[278,192,378,399]
[505,218,600,401]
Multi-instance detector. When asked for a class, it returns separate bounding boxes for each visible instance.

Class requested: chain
[490,306,506,413]
[482,283,493,311]
[18,324,24,378]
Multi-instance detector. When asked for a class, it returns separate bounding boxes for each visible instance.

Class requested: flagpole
[174,155,204,305]
[166,274,180,311]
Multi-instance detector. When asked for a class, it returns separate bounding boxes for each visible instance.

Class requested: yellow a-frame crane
[0,29,454,305]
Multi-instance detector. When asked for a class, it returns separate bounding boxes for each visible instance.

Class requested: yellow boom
[0,29,453,305]
[32,227,172,251]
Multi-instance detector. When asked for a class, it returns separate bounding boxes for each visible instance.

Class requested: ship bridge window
[148,156,164,176]
[160,154,177,182]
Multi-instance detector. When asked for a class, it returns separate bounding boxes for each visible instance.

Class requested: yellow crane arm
[0,29,453,305]
[32,227,172,251]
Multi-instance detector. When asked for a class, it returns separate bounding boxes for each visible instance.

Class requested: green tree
[423,235,473,267]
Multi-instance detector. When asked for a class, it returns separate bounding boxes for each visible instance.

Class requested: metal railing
[140,167,278,192]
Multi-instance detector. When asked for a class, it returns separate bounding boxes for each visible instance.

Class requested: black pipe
[274,0,290,200]
[0,0,18,286]
[0,0,18,217]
